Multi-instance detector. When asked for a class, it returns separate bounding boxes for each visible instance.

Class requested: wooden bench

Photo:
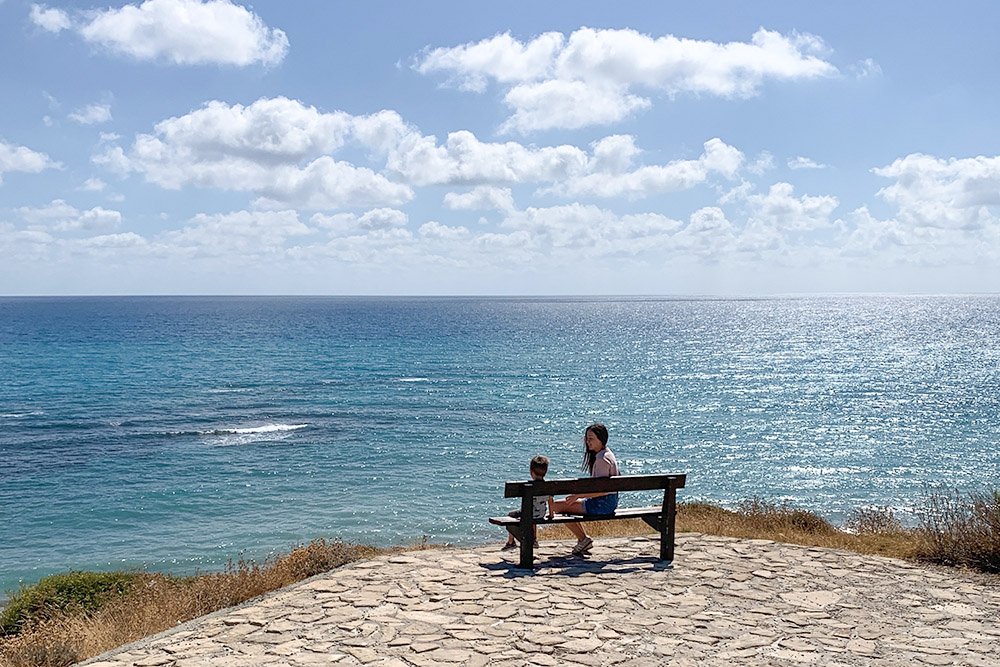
[489,473,687,569]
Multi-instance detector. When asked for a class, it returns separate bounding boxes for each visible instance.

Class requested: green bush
[0,571,139,637]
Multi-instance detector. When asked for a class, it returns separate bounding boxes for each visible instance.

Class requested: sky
[2,0,1000,295]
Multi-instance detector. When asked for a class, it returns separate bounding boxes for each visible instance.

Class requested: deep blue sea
[2,295,999,596]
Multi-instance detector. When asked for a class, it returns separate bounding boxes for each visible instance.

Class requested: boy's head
[529,455,549,479]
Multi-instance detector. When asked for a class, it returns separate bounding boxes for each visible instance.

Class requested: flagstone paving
[81,533,1000,666]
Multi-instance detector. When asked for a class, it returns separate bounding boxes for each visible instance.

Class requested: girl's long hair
[582,423,609,474]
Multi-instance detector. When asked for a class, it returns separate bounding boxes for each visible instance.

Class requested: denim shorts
[582,492,618,515]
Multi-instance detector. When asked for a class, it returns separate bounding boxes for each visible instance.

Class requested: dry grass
[538,498,921,560]
[0,539,383,667]
[916,489,1000,573]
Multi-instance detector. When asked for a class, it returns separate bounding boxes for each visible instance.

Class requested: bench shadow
[481,553,674,578]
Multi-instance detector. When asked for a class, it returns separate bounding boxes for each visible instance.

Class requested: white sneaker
[571,537,593,555]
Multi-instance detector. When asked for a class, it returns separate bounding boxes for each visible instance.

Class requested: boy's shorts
[582,492,618,515]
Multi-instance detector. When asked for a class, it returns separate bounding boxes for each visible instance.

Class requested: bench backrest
[504,473,686,498]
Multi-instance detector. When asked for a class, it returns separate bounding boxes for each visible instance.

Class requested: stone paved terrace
[81,533,1000,667]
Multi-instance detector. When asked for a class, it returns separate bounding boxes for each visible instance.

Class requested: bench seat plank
[489,505,662,526]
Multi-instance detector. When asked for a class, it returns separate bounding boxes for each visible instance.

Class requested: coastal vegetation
[2,492,998,667]
[0,539,383,667]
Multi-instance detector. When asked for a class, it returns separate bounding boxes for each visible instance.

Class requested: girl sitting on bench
[550,422,619,555]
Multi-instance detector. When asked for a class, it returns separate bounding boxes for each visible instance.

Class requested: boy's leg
[506,509,521,544]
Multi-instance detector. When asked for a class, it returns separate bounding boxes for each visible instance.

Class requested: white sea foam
[204,423,309,447]
[396,377,430,382]
[225,424,308,435]
[0,411,44,418]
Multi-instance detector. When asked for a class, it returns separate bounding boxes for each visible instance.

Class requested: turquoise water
[2,295,999,594]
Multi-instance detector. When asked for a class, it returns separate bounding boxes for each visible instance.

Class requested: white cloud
[386,128,590,186]
[788,156,827,170]
[79,177,107,191]
[747,151,775,176]
[0,141,60,184]
[69,103,112,125]
[718,180,754,205]
[419,221,470,240]
[104,97,757,211]
[77,232,147,249]
[311,208,408,234]
[590,135,641,173]
[415,30,563,91]
[161,209,310,255]
[672,207,739,258]
[744,182,839,232]
[852,58,882,79]
[501,203,683,254]
[417,27,838,132]
[545,138,743,199]
[30,4,71,32]
[874,153,1000,230]
[249,159,412,211]
[32,0,288,67]
[107,98,412,210]
[18,199,123,231]
[443,186,515,212]
[500,79,651,133]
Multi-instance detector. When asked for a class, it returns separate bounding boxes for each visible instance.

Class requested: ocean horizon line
[2,291,999,300]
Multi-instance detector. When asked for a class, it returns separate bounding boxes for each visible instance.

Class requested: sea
[1,295,999,596]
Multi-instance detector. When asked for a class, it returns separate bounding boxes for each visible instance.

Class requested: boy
[502,455,555,550]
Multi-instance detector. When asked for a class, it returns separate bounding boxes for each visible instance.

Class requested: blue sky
[2,0,999,295]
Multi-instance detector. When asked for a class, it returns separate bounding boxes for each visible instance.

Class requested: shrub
[736,497,837,535]
[845,506,904,535]
[0,539,380,667]
[916,489,1000,573]
[0,572,138,637]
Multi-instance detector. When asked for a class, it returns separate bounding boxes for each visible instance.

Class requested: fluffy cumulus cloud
[416,27,838,132]
[788,156,826,170]
[69,103,112,125]
[30,3,71,32]
[0,141,60,184]
[744,182,839,232]
[874,153,1000,230]
[30,0,288,66]
[385,128,590,187]
[17,199,123,232]
[672,207,740,259]
[545,138,743,198]
[820,152,1000,267]
[443,186,515,212]
[311,208,409,234]
[101,97,744,211]
[79,177,107,191]
[101,98,413,210]
[500,203,683,256]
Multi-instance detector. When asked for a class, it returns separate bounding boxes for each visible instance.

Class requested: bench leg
[518,534,534,569]
[661,485,677,562]
[517,494,535,569]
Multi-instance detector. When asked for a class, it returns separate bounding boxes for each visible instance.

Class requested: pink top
[592,448,619,478]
